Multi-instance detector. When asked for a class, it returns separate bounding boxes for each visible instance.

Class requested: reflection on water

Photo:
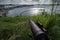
[6,4,60,17]
[7,7,45,17]
[20,8,44,16]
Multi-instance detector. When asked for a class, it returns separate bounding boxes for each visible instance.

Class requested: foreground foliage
[0,14,60,40]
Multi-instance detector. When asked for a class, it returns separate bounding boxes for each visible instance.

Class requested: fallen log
[29,20,49,40]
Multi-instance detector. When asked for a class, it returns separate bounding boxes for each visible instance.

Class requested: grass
[0,17,32,40]
[0,14,60,40]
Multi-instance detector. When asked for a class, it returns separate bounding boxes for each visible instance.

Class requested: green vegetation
[0,14,60,40]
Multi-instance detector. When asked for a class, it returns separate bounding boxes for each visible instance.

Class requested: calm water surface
[6,5,60,17]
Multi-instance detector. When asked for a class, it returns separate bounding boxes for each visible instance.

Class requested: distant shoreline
[0,4,60,6]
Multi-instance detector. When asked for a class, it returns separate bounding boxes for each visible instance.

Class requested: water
[6,4,60,17]
[0,0,60,17]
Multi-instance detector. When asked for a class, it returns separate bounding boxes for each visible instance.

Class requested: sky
[0,0,52,4]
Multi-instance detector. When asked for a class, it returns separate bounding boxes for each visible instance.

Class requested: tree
[51,0,55,14]
[54,0,60,13]
[51,0,60,14]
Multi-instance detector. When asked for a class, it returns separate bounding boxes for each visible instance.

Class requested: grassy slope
[0,15,60,40]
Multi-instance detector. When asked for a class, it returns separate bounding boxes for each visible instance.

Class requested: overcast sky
[0,0,52,4]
